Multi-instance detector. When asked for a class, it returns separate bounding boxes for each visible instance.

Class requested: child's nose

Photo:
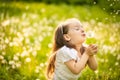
[81,30,84,33]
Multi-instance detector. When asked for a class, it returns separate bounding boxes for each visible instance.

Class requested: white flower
[36,79,40,80]
[1,20,10,26]
[32,51,37,57]
[12,65,16,69]
[109,68,112,71]
[35,69,39,73]
[40,63,44,67]
[15,62,21,68]
[21,50,29,57]
[95,70,98,74]
[2,52,6,55]
[9,42,13,47]
[48,43,52,48]
[9,60,15,65]
[38,36,43,42]
[25,57,31,63]
[115,62,119,66]
[1,59,7,64]
[41,8,46,13]
[0,55,4,60]
[5,38,9,43]
[117,54,120,60]
[13,55,19,61]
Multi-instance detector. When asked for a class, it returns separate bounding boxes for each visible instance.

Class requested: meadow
[0,2,120,80]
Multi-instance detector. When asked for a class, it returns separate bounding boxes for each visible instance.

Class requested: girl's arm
[87,55,98,71]
[64,52,89,74]
[64,44,97,74]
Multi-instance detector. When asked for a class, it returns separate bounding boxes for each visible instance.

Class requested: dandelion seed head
[15,62,21,68]
[2,59,7,64]
[86,31,95,38]
[25,57,31,63]
[13,55,19,61]
[95,70,98,74]
[9,60,15,65]
[48,43,52,48]
[0,55,4,60]
[32,51,37,57]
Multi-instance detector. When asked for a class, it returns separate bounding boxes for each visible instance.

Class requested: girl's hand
[85,44,98,56]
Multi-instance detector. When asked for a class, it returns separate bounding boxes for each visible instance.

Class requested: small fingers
[92,49,98,54]
[90,44,98,50]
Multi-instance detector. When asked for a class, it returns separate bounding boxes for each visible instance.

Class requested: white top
[53,46,80,80]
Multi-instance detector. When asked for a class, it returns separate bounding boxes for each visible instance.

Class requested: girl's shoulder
[56,46,78,62]
[59,46,76,53]
[57,45,78,57]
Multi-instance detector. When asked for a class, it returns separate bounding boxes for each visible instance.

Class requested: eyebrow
[74,25,83,28]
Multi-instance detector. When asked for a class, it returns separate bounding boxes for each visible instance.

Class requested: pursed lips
[81,32,86,37]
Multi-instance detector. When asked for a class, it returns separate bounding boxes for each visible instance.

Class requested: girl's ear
[63,34,71,41]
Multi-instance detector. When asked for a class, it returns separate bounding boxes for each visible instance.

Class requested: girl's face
[64,20,86,45]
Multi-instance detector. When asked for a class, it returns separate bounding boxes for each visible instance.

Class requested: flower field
[0,2,120,80]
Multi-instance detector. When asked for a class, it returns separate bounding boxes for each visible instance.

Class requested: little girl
[46,18,98,80]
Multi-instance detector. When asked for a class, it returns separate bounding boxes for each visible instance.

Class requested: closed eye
[75,28,80,30]
[74,26,80,30]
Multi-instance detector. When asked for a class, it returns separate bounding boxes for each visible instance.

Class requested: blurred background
[0,0,120,80]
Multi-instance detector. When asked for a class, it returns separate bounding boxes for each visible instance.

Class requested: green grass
[0,2,120,80]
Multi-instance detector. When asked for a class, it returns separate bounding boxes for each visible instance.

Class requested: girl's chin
[78,39,86,44]
[81,39,86,43]
[82,37,86,40]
